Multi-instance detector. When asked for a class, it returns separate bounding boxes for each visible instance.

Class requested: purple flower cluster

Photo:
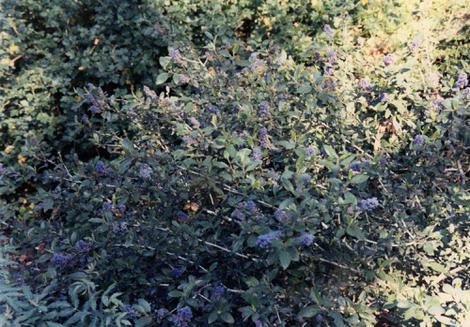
[300,173,312,184]
[157,308,169,320]
[258,127,270,149]
[463,87,470,98]
[143,85,157,100]
[252,147,263,161]
[274,209,289,222]
[383,54,394,66]
[95,160,106,175]
[304,147,315,157]
[176,211,189,221]
[413,134,424,145]
[379,93,388,102]
[326,50,336,61]
[322,79,336,90]
[102,202,113,211]
[75,240,92,252]
[249,53,266,70]
[231,208,245,220]
[431,98,443,107]
[258,101,270,119]
[112,222,128,234]
[245,200,258,215]
[169,48,182,62]
[170,306,193,327]
[102,202,126,215]
[359,78,371,92]
[256,231,282,249]
[139,164,153,179]
[206,104,220,114]
[350,161,362,172]
[455,72,468,89]
[170,266,185,278]
[124,305,138,320]
[231,201,259,220]
[116,204,126,214]
[52,253,73,266]
[358,197,379,212]
[298,233,315,247]
[212,284,226,300]
[323,24,333,39]
[85,84,106,114]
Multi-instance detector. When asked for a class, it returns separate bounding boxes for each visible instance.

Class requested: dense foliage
[0,0,469,326]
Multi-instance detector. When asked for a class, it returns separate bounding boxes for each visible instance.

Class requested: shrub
[0,0,469,326]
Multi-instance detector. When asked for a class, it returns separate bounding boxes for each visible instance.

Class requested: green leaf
[299,305,319,318]
[156,72,169,85]
[297,84,312,94]
[208,311,218,324]
[159,57,171,69]
[121,138,136,155]
[350,174,369,184]
[323,145,337,159]
[346,225,365,239]
[279,250,291,270]
[220,312,235,324]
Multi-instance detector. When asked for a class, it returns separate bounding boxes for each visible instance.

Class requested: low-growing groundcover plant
[0,0,469,326]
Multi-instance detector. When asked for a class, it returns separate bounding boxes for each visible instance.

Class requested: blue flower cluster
[304,147,315,157]
[124,305,138,320]
[85,84,106,114]
[231,201,259,220]
[252,147,263,161]
[157,308,169,320]
[383,54,394,66]
[112,222,128,234]
[358,197,379,211]
[455,72,468,89]
[170,306,193,327]
[143,85,157,100]
[170,266,185,278]
[95,160,106,175]
[300,173,312,184]
[176,211,189,221]
[206,104,220,114]
[258,101,270,119]
[245,200,258,215]
[169,48,182,62]
[51,253,73,266]
[212,283,226,300]
[231,208,245,220]
[256,231,282,248]
[323,24,333,39]
[139,164,153,179]
[274,209,289,222]
[298,233,315,247]
[431,98,443,107]
[350,161,362,172]
[413,134,424,145]
[359,78,371,91]
[463,87,470,98]
[75,240,92,252]
[258,127,269,148]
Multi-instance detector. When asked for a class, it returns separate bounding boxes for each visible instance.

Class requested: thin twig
[317,258,361,274]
